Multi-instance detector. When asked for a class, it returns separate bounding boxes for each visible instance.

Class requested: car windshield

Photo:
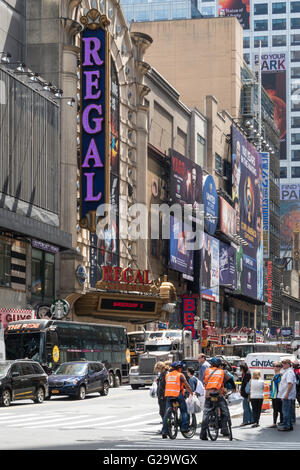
[54,363,87,376]
[0,363,10,375]
[145,345,171,352]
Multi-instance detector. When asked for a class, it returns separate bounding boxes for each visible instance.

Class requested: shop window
[0,240,11,287]
[243,311,249,327]
[237,309,243,328]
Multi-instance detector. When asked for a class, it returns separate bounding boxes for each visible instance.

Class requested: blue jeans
[162,393,188,434]
[281,399,293,429]
[243,397,253,424]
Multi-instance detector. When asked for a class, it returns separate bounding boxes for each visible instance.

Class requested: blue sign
[203,175,219,235]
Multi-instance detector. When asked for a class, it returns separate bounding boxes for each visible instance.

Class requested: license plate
[145,380,152,384]
[51,390,60,394]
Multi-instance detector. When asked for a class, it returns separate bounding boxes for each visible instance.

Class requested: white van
[245,352,296,381]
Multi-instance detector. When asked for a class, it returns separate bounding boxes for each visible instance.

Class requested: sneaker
[162,434,168,439]
[251,423,259,428]
[278,427,291,431]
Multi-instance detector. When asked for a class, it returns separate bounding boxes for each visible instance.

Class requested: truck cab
[129,329,192,389]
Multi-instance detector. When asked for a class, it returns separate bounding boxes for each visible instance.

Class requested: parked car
[48,361,109,400]
[0,359,48,407]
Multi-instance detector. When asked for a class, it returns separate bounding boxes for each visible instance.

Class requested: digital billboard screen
[201,232,219,303]
[218,0,250,29]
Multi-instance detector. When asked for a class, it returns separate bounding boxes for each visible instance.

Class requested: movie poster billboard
[219,197,236,237]
[201,233,219,303]
[203,175,219,235]
[218,0,250,29]
[255,53,286,161]
[170,216,194,279]
[219,242,237,290]
[232,126,263,301]
[280,184,300,250]
[260,152,270,259]
[170,149,202,209]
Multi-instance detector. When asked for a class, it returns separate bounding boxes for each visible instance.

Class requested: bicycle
[205,392,233,441]
[165,397,197,439]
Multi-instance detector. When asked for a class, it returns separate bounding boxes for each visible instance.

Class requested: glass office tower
[122,0,201,23]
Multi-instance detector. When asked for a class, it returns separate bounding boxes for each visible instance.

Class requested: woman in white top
[249,370,265,427]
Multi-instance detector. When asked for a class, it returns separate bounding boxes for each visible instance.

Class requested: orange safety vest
[204,367,225,391]
[165,370,185,397]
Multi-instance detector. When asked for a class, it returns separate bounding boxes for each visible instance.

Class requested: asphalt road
[0,385,299,452]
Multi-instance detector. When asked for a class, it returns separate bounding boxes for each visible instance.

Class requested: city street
[0,385,299,451]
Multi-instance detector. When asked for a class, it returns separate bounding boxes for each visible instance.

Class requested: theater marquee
[80,9,110,231]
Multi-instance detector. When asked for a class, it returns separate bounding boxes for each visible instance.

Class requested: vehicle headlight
[129,367,139,375]
[66,378,79,385]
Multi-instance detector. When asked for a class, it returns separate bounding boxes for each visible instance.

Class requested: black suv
[0,360,49,407]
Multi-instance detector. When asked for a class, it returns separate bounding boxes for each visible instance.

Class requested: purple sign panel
[219,242,236,290]
[80,19,110,229]
[232,126,263,301]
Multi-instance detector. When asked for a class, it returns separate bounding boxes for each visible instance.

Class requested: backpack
[195,377,205,396]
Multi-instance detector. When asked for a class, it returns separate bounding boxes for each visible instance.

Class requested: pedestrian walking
[292,359,300,407]
[239,363,254,426]
[277,358,296,432]
[197,354,210,384]
[187,367,198,392]
[249,370,265,427]
[154,361,170,432]
[269,361,283,428]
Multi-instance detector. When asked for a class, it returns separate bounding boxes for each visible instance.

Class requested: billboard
[203,175,219,235]
[218,0,250,29]
[261,152,270,259]
[219,197,236,237]
[201,233,219,303]
[280,184,300,250]
[80,14,110,231]
[169,216,194,279]
[232,126,263,301]
[255,53,286,161]
[170,149,202,209]
[219,242,237,290]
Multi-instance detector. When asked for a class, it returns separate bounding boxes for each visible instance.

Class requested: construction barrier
[262,383,271,411]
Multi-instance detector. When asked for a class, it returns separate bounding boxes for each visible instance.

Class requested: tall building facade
[122,0,201,22]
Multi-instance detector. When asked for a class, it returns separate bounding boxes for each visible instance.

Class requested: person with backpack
[200,357,236,440]
[269,361,283,428]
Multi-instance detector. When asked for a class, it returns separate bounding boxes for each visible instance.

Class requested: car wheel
[1,389,11,407]
[100,381,109,396]
[131,385,140,390]
[77,385,86,400]
[34,387,45,404]
[108,372,114,388]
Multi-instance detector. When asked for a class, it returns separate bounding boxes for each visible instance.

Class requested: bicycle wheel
[181,413,197,439]
[207,411,219,441]
[166,407,178,440]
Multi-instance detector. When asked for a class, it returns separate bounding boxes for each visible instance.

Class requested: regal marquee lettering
[80,16,109,229]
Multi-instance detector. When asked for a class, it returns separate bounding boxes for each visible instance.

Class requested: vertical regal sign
[80,10,110,232]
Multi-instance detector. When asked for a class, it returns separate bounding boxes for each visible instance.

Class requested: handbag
[149,381,157,398]
[245,380,250,395]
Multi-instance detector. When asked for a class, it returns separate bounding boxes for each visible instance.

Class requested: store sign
[97,265,153,293]
[99,298,157,313]
[203,175,219,235]
[182,296,198,339]
[0,308,35,331]
[80,11,110,231]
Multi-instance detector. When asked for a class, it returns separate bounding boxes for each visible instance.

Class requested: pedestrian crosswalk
[0,410,161,431]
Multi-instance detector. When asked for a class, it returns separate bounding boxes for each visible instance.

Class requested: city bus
[212,342,285,359]
[4,319,130,387]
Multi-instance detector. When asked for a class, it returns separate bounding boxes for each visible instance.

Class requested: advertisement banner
[169,148,202,208]
[201,232,219,303]
[255,53,286,161]
[0,308,35,331]
[169,216,194,279]
[260,152,270,259]
[219,242,237,290]
[182,295,198,339]
[80,16,110,231]
[280,184,300,250]
[232,126,263,301]
[218,0,250,29]
[219,197,236,237]
[203,175,219,235]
